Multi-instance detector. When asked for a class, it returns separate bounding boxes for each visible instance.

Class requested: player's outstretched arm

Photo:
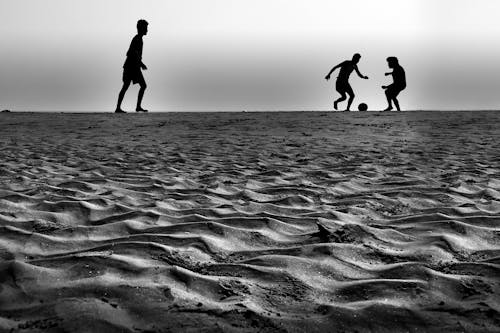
[355,66,368,79]
[325,63,341,80]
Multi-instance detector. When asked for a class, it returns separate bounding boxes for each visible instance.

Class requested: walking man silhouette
[325,53,369,111]
[382,57,406,111]
[116,19,149,113]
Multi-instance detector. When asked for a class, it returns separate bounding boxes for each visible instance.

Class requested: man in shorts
[115,19,149,113]
[382,56,406,111]
[325,53,369,111]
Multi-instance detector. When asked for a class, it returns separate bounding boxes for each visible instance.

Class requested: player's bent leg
[344,84,355,111]
[391,88,402,111]
[393,98,400,111]
[383,87,394,111]
[116,80,131,113]
[334,93,346,111]
[136,80,148,112]
[346,94,355,111]
[334,80,350,111]
[346,91,355,111]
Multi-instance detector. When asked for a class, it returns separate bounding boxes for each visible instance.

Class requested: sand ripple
[1,111,500,332]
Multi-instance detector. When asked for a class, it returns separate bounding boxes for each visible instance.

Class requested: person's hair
[387,57,399,65]
[137,19,148,30]
[353,53,361,60]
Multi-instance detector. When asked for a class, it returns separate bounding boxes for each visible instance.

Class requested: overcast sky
[1,0,499,111]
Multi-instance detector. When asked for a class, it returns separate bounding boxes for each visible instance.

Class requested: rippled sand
[1,111,500,332]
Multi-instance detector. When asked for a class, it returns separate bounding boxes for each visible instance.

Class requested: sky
[1,0,500,111]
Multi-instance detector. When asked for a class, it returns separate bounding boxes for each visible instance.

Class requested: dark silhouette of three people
[325,53,406,111]
[116,19,149,113]
[114,23,406,113]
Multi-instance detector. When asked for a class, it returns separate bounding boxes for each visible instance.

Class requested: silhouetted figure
[116,19,149,113]
[382,57,406,111]
[325,53,369,111]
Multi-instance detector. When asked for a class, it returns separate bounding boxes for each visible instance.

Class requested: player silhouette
[382,57,406,111]
[115,19,149,113]
[325,53,369,111]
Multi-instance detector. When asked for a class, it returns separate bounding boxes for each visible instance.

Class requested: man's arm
[325,63,341,80]
[135,53,146,70]
[127,36,147,69]
[355,65,369,79]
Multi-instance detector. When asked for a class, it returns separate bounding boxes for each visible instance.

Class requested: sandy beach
[0,111,499,332]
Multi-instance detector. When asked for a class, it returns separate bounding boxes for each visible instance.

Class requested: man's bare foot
[136,107,148,112]
[115,108,126,113]
[383,107,393,111]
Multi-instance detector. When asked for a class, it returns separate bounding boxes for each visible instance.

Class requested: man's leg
[334,92,346,110]
[393,97,400,111]
[334,80,349,111]
[116,80,131,112]
[384,89,393,111]
[345,84,355,111]
[392,88,402,111]
[136,79,148,112]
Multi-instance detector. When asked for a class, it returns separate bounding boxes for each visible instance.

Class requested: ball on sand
[358,103,368,111]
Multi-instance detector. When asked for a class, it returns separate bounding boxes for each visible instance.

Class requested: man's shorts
[123,66,145,86]
[335,80,354,95]
[386,84,405,98]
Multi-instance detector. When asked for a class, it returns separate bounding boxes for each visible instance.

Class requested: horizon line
[2,109,500,113]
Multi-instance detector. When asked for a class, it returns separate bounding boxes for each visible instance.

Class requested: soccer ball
[358,103,368,111]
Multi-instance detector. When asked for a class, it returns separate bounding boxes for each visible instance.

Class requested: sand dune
[1,111,500,332]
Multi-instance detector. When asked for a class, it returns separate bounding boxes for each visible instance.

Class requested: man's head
[352,53,361,64]
[387,57,398,68]
[137,19,148,36]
